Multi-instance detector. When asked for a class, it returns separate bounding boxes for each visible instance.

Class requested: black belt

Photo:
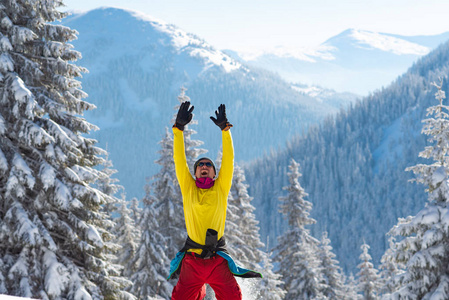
[180,229,228,259]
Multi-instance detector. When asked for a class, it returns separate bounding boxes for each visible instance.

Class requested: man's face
[195,159,216,179]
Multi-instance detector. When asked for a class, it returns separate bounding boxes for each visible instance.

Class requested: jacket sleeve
[173,127,194,194]
[218,129,234,194]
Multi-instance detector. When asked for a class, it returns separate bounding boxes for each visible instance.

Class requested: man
[168,102,261,300]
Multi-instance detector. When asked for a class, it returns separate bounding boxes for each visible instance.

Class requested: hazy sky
[62,0,449,51]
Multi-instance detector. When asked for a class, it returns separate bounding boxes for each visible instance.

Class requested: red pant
[171,253,242,300]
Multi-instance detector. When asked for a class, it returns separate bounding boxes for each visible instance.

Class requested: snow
[0,36,12,51]
[189,47,240,73]
[87,224,104,248]
[414,206,440,226]
[431,166,447,185]
[43,250,69,297]
[234,29,430,63]
[64,166,81,182]
[442,208,449,229]
[0,148,7,172]
[65,7,241,75]
[291,85,323,97]
[349,29,430,55]
[54,179,71,209]
[13,153,35,189]
[152,18,242,73]
[73,287,92,300]
[10,203,40,246]
[10,76,32,103]
[0,53,13,73]
[236,44,335,62]
[232,28,447,94]
[236,278,259,300]
[1,16,12,29]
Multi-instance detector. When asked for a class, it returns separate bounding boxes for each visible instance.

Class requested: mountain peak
[63,7,241,73]
[325,28,430,56]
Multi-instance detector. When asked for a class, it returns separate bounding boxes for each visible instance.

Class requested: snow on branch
[5,202,41,246]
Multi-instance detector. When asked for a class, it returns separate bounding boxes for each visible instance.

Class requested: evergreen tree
[356,243,380,300]
[0,1,130,298]
[226,164,264,268]
[258,251,286,300]
[378,237,403,296]
[97,149,123,217]
[275,159,325,299]
[128,184,172,299]
[114,196,141,279]
[318,231,345,299]
[342,274,360,300]
[129,197,142,226]
[151,127,184,258]
[224,164,285,298]
[97,151,123,250]
[387,80,449,299]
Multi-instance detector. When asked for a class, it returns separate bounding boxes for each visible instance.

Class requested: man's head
[194,158,216,179]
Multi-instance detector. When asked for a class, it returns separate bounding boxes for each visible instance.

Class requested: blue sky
[62,0,449,51]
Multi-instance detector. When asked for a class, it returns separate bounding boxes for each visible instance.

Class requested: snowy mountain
[60,7,356,200]
[228,29,449,94]
[291,83,356,108]
[245,39,449,273]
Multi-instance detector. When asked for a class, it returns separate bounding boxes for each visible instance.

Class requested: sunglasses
[198,162,213,167]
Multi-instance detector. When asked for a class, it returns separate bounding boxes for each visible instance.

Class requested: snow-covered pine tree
[225,164,264,269]
[152,88,207,258]
[356,243,380,300]
[317,231,345,299]
[151,127,184,259]
[128,183,172,299]
[129,197,142,226]
[275,159,325,299]
[386,79,449,299]
[97,148,123,218]
[224,164,285,298]
[378,237,403,296]
[114,196,140,279]
[258,250,286,300]
[342,274,360,300]
[0,1,130,299]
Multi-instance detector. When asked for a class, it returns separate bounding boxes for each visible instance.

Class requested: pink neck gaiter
[195,177,215,189]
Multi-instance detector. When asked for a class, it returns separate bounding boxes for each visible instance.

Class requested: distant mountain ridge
[229,29,449,94]
[61,7,354,200]
[245,39,449,273]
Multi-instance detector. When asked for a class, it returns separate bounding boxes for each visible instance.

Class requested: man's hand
[174,101,194,131]
[210,104,233,131]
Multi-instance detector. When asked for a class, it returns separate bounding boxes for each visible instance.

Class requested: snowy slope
[60,7,355,200]
[62,7,241,77]
[229,29,449,94]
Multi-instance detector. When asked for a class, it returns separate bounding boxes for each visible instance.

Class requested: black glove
[174,101,194,131]
[210,104,233,131]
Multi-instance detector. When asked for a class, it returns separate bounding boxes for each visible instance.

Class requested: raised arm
[173,102,195,192]
[210,104,234,192]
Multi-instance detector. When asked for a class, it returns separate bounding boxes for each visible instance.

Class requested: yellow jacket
[173,127,234,254]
